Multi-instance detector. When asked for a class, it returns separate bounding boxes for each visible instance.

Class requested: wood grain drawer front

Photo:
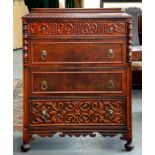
[31,70,126,94]
[28,21,126,37]
[29,99,126,126]
[31,41,125,65]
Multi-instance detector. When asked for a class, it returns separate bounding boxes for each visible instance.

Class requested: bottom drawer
[29,98,126,126]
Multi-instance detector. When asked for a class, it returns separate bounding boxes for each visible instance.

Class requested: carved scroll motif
[23,20,28,64]
[29,22,126,36]
[30,99,125,125]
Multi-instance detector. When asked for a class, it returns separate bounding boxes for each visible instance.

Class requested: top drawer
[27,20,126,38]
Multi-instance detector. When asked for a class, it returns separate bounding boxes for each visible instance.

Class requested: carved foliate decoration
[29,99,125,125]
[28,22,126,36]
[127,20,132,63]
[23,20,28,64]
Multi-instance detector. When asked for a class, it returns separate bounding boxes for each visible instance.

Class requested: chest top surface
[23,8,132,19]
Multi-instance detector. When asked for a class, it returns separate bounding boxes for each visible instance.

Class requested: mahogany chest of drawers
[21,8,134,152]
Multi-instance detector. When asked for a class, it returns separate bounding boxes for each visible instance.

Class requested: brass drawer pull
[41,50,47,61]
[108,109,113,118]
[107,80,114,90]
[107,49,114,58]
[108,26,114,33]
[41,81,48,91]
[42,109,47,116]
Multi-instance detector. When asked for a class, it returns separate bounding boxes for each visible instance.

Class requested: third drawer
[29,68,127,96]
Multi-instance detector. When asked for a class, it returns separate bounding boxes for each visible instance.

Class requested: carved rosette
[23,20,28,64]
[127,20,132,63]
[29,99,125,125]
[29,22,126,36]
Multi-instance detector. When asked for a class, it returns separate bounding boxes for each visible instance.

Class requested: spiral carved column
[22,20,28,64]
[127,20,132,63]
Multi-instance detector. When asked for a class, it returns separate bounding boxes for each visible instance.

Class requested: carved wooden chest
[21,8,134,152]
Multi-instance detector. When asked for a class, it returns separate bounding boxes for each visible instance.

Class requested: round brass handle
[41,50,47,61]
[107,80,114,90]
[108,109,113,118]
[41,80,48,91]
[108,26,114,33]
[107,49,114,58]
[42,109,47,116]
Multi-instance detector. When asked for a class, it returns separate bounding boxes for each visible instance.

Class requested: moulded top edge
[23,13,132,19]
[30,8,123,13]
[22,8,132,19]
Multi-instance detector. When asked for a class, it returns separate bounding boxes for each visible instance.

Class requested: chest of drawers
[21,8,134,152]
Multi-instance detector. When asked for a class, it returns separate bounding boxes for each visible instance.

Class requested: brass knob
[41,81,48,91]
[107,49,114,58]
[108,109,113,118]
[107,80,114,90]
[42,109,47,116]
[108,26,114,33]
[41,26,47,31]
[41,50,47,61]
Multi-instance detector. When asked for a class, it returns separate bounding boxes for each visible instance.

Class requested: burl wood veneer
[21,8,134,152]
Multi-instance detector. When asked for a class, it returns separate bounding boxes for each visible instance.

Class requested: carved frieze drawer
[30,70,126,95]
[28,21,126,37]
[29,99,126,126]
[30,40,126,65]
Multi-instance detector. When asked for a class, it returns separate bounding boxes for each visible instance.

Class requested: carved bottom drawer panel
[29,99,126,126]
[30,70,126,95]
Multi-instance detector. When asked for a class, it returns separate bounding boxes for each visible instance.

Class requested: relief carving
[29,22,125,36]
[30,99,125,125]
